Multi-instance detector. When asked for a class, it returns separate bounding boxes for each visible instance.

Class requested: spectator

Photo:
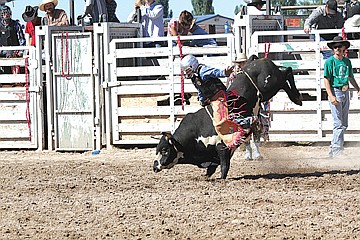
[226,52,247,88]
[344,0,360,59]
[40,0,69,26]
[246,0,266,15]
[0,5,26,58]
[324,36,360,158]
[346,0,360,19]
[304,0,344,59]
[80,0,107,23]
[22,6,42,47]
[168,10,217,47]
[127,0,164,47]
[106,0,119,23]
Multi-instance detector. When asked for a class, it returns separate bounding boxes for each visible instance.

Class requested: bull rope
[263,43,272,134]
[25,57,31,141]
[264,42,271,59]
[61,31,71,80]
[341,27,348,57]
[177,35,185,110]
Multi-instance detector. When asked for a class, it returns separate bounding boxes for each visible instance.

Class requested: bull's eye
[161,149,169,156]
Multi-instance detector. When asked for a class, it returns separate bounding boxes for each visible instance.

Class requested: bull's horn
[150,135,161,140]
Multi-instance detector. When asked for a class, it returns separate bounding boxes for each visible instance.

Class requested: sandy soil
[0,144,359,239]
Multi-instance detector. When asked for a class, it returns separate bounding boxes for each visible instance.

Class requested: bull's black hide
[154,106,232,179]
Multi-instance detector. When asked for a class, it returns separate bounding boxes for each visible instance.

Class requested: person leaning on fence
[40,0,69,26]
[22,6,42,47]
[168,10,217,47]
[303,0,344,59]
[324,36,360,158]
[127,0,164,47]
[0,5,26,59]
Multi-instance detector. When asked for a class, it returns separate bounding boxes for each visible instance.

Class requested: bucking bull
[153,58,303,179]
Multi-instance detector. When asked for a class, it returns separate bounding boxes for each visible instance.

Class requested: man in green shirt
[324,36,360,158]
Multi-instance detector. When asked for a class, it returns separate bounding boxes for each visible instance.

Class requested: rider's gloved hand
[224,66,234,76]
[200,99,211,107]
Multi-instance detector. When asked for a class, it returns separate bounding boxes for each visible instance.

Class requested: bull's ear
[169,137,183,152]
[161,132,172,141]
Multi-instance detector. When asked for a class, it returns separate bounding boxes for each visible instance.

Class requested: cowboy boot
[244,141,252,160]
[253,142,263,160]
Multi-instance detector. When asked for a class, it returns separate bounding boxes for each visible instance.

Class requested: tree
[234,4,245,15]
[191,0,214,15]
[297,0,324,15]
[272,0,297,15]
[155,0,170,18]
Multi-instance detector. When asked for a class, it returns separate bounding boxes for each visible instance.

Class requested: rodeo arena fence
[0,15,360,151]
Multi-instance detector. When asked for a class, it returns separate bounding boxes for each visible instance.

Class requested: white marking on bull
[196,135,222,148]
[155,151,184,170]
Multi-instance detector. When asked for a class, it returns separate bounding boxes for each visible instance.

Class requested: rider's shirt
[192,65,227,102]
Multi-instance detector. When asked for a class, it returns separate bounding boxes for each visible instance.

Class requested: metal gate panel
[0,47,41,149]
[51,32,94,151]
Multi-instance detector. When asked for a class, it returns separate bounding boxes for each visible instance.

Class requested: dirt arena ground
[0,143,359,239]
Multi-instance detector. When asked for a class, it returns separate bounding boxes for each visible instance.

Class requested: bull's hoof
[206,165,218,177]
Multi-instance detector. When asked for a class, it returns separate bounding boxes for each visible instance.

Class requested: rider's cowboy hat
[232,52,248,63]
[22,6,39,22]
[327,36,350,49]
[39,0,58,11]
[247,0,266,6]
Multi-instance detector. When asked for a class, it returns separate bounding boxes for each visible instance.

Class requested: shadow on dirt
[232,169,360,180]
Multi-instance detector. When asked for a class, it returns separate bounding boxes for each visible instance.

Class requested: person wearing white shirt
[128,0,164,47]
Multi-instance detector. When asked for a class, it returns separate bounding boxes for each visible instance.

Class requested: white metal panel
[0,46,40,149]
[51,32,95,151]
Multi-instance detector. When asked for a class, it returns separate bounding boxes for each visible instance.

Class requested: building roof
[195,14,234,23]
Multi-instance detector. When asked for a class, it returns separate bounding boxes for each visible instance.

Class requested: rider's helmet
[0,6,12,20]
[180,54,199,72]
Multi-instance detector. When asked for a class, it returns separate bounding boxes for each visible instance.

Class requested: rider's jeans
[329,88,350,156]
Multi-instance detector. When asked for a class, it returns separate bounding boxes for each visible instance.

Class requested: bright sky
[7,0,244,25]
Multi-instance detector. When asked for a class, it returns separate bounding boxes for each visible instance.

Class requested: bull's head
[153,132,184,173]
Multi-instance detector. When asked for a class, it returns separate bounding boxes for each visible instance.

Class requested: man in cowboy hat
[324,36,360,158]
[246,0,266,15]
[22,6,42,46]
[39,0,69,26]
[226,52,248,88]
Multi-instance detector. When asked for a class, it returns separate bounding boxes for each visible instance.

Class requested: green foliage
[297,0,324,15]
[272,0,297,15]
[234,5,243,15]
[191,0,215,15]
[155,0,170,17]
